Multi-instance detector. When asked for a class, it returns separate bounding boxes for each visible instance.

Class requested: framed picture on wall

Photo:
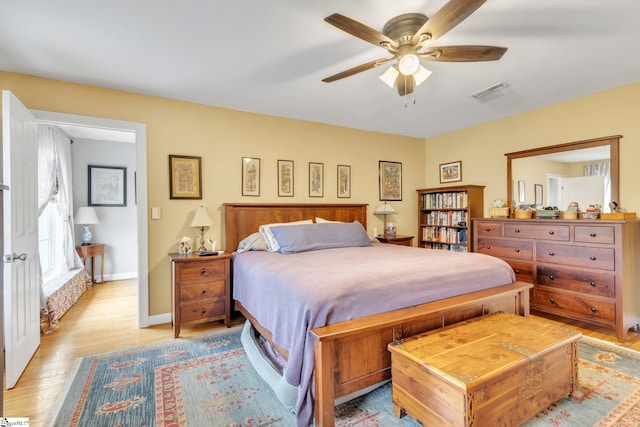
[379,160,402,201]
[439,160,462,183]
[278,160,294,197]
[89,165,127,206]
[169,155,202,200]
[242,157,261,196]
[309,162,324,197]
[337,164,351,198]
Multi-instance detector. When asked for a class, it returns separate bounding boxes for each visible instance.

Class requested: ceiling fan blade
[322,58,393,82]
[396,74,415,96]
[325,14,398,50]
[419,45,507,62]
[411,0,487,46]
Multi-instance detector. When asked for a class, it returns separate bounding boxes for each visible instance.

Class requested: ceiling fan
[322,0,507,96]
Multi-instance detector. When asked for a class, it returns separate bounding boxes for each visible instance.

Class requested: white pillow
[259,219,313,252]
[236,232,269,253]
[315,217,343,223]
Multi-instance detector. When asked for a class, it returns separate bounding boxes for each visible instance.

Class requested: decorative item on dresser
[169,252,232,338]
[473,217,640,342]
[417,185,484,252]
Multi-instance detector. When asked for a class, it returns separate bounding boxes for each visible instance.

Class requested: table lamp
[191,205,213,252]
[75,207,100,245]
[374,202,397,236]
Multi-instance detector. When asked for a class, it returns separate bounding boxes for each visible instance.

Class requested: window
[38,201,65,281]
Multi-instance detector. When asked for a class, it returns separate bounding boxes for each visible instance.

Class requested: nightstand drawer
[181,281,225,301]
[177,260,227,283]
[180,299,225,323]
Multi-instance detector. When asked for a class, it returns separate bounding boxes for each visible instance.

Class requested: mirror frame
[505,135,621,210]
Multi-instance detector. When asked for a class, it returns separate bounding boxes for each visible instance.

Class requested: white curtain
[584,161,611,208]
[38,124,83,270]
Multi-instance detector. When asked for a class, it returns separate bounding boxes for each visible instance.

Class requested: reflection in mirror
[506,136,620,214]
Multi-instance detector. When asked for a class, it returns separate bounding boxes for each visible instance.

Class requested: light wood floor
[3,279,640,426]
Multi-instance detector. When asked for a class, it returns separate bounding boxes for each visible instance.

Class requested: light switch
[151,207,161,220]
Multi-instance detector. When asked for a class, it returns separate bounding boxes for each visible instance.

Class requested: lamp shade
[191,206,213,227]
[75,207,100,225]
[374,203,397,215]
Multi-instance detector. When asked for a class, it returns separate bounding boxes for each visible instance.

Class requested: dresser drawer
[536,243,615,271]
[176,260,227,283]
[181,281,225,302]
[535,289,615,325]
[475,221,502,237]
[180,299,225,323]
[574,226,615,244]
[477,238,533,261]
[536,266,615,298]
[504,223,569,241]
[505,260,534,283]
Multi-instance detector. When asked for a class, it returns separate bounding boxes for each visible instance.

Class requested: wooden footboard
[310,281,532,427]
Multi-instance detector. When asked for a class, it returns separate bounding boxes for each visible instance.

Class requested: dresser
[169,253,232,338]
[473,218,640,342]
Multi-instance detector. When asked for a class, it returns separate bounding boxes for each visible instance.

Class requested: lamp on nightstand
[191,205,213,252]
[75,207,100,245]
[374,202,397,237]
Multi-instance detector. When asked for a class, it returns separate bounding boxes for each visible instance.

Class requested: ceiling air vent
[469,82,511,102]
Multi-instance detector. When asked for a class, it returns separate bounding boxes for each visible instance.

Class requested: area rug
[51,327,640,426]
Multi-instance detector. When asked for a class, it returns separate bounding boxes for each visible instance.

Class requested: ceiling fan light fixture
[398,53,420,75]
[379,66,399,88]
[413,65,432,86]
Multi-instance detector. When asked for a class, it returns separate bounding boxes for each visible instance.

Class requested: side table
[376,235,414,246]
[76,243,105,283]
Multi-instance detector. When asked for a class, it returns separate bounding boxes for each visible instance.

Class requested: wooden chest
[388,313,582,427]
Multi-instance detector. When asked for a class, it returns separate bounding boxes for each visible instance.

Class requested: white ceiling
[2,0,640,139]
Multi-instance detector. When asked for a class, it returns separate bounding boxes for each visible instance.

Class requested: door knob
[4,253,27,263]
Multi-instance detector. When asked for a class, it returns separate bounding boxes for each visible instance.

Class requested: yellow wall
[0,71,424,316]
[424,82,640,215]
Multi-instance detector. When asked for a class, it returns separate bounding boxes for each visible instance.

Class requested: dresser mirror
[506,135,620,212]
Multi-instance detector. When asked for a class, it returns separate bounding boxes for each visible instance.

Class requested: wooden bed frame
[224,202,532,427]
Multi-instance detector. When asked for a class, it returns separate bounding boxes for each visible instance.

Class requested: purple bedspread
[232,243,515,426]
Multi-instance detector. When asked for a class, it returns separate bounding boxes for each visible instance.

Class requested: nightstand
[169,252,232,338]
[376,235,414,246]
[76,244,105,283]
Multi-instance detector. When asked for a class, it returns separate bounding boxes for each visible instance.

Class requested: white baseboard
[147,312,172,327]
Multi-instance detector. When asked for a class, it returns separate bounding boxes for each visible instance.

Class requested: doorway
[31,110,150,327]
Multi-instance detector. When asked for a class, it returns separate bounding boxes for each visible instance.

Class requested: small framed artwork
[309,162,324,197]
[278,159,294,197]
[89,165,127,207]
[242,157,261,196]
[535,184,543,206]
[337,164,351,198]
[379,160,402,201]
[439,160,462,184]
[169,155,202,200]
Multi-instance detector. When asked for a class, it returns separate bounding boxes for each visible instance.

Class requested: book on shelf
[421,191,469,210]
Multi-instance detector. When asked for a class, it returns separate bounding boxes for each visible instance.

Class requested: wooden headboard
[223,203,368,252]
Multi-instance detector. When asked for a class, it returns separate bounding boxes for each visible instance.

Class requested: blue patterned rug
[51,326,640,426]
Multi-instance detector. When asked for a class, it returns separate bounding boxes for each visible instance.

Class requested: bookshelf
[416,185,484,252]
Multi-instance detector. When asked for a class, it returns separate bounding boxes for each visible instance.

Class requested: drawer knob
[485,246,491,249]
[201,309,207,315]
[514,248,520,253]
[590,281,596,287]
[485,227,491,232]
[590,307,597,313]
[549,275,555,280]
[549,252,555,256]
[590,232,597,237]
[550,298,556,304]
[201,289,207,295]
[200,268,207,275]
[514,228,520,233]
[590,256,596,261]
[514,269,520,274]
[549,231,555,235]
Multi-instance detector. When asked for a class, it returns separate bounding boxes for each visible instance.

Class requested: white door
[559,176,605,211]
[2,90,40,389]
